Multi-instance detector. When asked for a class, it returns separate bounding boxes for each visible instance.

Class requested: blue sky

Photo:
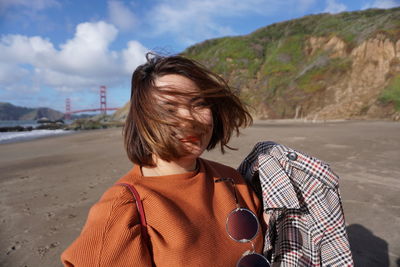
[0,0,399,113]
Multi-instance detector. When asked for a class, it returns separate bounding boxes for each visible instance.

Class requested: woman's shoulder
[84,184,137,223]
[99,184,133,204]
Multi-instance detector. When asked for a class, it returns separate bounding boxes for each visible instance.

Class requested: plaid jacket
[237,141,353,266]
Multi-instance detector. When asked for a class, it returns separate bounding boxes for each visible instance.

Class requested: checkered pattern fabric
[238,141,353,266]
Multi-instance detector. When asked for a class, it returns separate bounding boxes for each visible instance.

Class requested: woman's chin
[181,145,205,160]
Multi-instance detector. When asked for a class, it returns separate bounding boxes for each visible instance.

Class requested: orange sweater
[61,158,263,266]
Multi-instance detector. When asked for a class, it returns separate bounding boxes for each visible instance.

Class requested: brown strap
[115,183,150,243]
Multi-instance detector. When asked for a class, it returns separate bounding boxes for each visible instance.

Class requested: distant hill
[179,7,400,120]
[0,102,64,121]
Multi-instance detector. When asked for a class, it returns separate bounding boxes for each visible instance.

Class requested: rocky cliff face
[299,35,400,120]
[206,33,400,121]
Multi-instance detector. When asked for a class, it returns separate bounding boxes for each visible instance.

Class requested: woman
[61,53,269,266]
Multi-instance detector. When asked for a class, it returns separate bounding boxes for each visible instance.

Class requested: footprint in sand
[37,242,60,257]
[6,240,25,255]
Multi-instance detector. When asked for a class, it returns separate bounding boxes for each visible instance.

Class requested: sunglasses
[215,178,270,267]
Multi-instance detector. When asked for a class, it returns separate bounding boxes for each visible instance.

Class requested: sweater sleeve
[61,185,152,267]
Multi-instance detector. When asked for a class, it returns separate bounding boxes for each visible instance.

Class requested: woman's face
[154,74,214,160]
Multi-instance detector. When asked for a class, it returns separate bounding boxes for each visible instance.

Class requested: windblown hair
[124,53,252,166]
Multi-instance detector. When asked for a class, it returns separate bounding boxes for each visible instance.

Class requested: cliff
[182,7,400,120]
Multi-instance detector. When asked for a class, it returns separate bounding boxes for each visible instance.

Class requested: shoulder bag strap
[115,183,150,244]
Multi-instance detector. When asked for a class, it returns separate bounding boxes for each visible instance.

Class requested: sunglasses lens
[227,208,259,241]
[237,253,270,267]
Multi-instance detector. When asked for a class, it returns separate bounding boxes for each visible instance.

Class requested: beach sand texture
[1,120,399,267]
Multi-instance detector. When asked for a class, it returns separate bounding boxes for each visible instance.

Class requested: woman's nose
[176,107,196,129]
[177,107,193,119]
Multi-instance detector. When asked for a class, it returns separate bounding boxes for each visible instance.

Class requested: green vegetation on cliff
[380,74,400,110]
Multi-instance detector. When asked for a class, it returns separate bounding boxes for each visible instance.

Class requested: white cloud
[107,0,137,31]
[0,21,148,94]
[147,0,253,44]
[363,0,400,9]
[0,63,30,85]
[150,2,236,45]
[323,0,347,13]
[0,62,41,98]
[122,41,149,73]
[56,21,119,75]
[0,35,56,65]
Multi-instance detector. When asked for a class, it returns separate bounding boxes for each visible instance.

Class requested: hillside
[0,102,64,121]
[181,7,400,120]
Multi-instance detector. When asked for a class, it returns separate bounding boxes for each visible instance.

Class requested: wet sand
[0,120,399,266]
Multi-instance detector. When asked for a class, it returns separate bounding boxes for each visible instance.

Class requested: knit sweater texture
[61,158,263,266]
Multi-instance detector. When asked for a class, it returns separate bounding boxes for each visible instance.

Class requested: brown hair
[124,53,252,166]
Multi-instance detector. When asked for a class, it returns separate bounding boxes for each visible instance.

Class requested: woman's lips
[179,136,200,142]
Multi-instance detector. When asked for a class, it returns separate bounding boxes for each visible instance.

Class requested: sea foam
[0,129,72,144]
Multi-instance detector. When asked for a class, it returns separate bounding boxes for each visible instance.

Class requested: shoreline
[0,129,76,145]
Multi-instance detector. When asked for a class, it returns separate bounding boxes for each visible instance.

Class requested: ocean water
[0,120,74,144]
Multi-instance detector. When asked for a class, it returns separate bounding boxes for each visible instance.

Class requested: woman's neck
[141,157,198,177]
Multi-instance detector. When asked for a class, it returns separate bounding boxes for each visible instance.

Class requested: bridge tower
[65,98,71,120]
[100,86,107,115]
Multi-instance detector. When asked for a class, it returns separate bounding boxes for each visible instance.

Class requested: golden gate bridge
[64,86,120,120]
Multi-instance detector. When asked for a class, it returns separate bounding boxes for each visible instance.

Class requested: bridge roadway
[66,107,119,114]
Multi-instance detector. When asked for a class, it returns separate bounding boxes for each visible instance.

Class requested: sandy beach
[1,120,399,267]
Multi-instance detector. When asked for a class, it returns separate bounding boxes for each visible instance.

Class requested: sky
[0,0,399,113]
